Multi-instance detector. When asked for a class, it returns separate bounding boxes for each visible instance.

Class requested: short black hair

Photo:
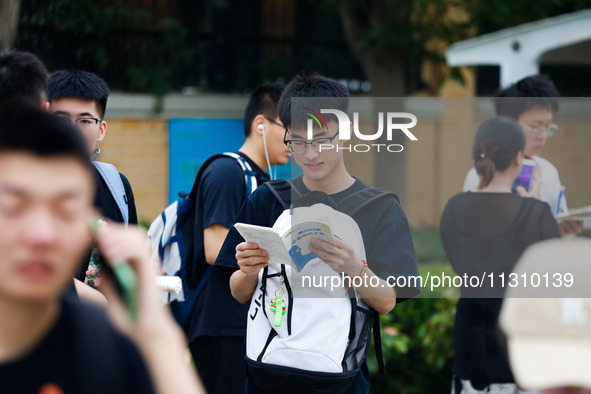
[494,75,559,119]
[0,104,90,167]
[0,50,49,107]
[473,116,525,189]
[48,70,110,118]
[278,73,349,131]
[243,84,285,137]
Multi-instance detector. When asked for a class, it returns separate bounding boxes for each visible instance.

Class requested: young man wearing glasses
[462,74,583,236]
[185,84,291,394]
[216,74,419,393]
[48,70,138,282]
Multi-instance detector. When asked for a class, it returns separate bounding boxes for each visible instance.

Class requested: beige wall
[344,122,376,187]
[542,119,590,210]
[405,121,440,227]
[405,111,591,228]
[344,103,591,228]
[101,97,591,228]
[98,119,168,224]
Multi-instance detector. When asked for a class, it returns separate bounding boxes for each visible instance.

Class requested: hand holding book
[234,218,335,273]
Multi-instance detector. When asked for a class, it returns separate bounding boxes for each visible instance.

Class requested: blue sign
[168,118,298,203]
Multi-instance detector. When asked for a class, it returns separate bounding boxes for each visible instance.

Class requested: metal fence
[16,0,367,94]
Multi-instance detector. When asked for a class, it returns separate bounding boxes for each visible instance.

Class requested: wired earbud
[258,123,275,180]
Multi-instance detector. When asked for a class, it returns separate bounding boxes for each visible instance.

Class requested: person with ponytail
[440,116,561,394]
[462,74,582,236]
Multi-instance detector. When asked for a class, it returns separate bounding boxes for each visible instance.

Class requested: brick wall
[98,118,168,225]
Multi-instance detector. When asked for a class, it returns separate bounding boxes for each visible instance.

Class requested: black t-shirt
[75,166,138,281]
[215,175,420,393]
[440,192,560,386]
[0,298,155,394]
[185,152,269,342]
[216,176,420,298]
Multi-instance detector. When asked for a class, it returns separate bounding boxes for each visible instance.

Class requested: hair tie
[480,153,485,159]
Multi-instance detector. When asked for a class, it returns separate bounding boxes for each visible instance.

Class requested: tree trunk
[338,1,408,206]
[338,1,407,97]
[361,53,408,207]
[0,0,21,51]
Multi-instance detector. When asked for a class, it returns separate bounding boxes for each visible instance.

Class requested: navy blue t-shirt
[185,152,268,342]
[215,176,420,393]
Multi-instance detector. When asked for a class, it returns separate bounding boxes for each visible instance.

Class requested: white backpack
[245,180,393,393]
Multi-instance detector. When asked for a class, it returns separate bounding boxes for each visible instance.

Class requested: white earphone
[257,123,274,180]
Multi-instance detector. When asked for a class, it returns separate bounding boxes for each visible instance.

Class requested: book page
[556,205,591,221]
[281,218,335,273]
[234,223,292,265]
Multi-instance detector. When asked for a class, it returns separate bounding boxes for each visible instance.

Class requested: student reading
[215,73,420,394]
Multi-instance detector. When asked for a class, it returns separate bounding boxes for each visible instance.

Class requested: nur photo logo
[304,107,418,153]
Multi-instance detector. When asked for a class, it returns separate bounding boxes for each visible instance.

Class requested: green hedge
[369,297,457,393]
[367,227,456,393]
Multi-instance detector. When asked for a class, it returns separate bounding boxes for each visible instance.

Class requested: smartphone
[90,218,139,323]
[102,262,139,323]
[512,158,536,193]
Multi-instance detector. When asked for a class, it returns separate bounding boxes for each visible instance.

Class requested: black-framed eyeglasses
[56,116,102,132]
[283,132,339,153]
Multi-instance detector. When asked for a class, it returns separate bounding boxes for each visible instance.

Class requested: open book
[556,205,591,221]
[234,219,335,273]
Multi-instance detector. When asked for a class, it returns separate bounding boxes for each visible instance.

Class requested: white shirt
[462,155,567,216]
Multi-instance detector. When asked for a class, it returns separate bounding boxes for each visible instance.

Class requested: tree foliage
[465,0,591,35]
[16,0,192,102]
[328,0,590,95]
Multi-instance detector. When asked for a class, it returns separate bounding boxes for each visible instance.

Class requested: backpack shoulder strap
[222,152,260,196]
[338,186,399,217]
[373,314,386,374]
[264,180,292,210]
[92,161,129,226]
[264,179,305,210]
[337,185,394,374]
[188,153,262,200]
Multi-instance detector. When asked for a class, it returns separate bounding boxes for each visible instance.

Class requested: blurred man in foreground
[0,106,203,394]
